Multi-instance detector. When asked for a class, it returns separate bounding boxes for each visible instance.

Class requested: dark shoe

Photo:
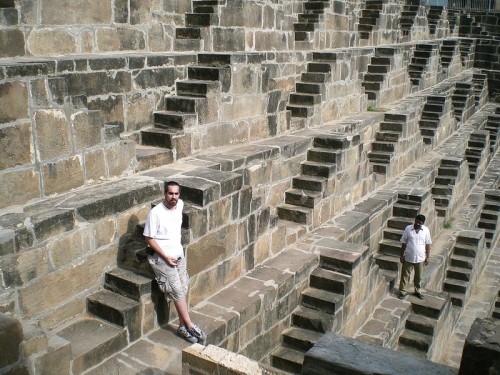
[189,323,207,343]
[178,326,198,344]
[414,292,424,300]
[397,292,406,300]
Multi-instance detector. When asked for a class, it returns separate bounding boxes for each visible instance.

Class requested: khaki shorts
[147,253,189,302]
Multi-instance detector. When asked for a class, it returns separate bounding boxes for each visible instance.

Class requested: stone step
[176,27,201,39]
[443,278,469,294]
[368,64,390,73]
[271,346,305,374]
[287,104,314,118]
[372,141,396,153]
[134,145,174,172]
[371,57,391,65]
[165,95,207,114]
[376,131,401,142]
[432,185,453,196]
[154,110,197,130]
[393,202,420,218]
[478,218,497,230]
[446,266,472,282]
[141,127,188,151]
[433,195,450,207]
[187,66,230,84]
[367,150,393,163]
[307,62,332,73]
[405,313,437,336]
[398,329,432,353]
[292,175,326,192]
[301,72,331,83]
[294,22,316,32]
[104,268,153,302]
[296,82,324,95]
[176,80,220,97]
[319,241,368,276]
[447,291,466,307]
[285,188,322,209]
[289,93,322,106]
[298,13,323,23]
[309,267,352,295]
[450,254,474,270]
[307,147,342,164]
[362,82,382,92]
[304,1,328,11]
[364,73,385,82]
[384,227,402,241]
[56,317,128,375]
[378,239,401,257]
[387,217,413,230]
[291,305,334,333]
[277,204,313,225]
[453,243,478,258]
[282,326,323,352]
[185,12,218,27]
[480,209,499,221]
[173,38,202,51]
[87,289,142,342]
[313,134,357,150]
[410,292,449,319]
[301,287,344,314]
[301,160,337,178]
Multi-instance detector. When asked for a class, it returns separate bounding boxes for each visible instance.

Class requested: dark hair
[165,180,180,192]
[415,214,426,223]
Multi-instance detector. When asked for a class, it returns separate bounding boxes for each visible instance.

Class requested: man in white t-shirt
[143,181,207,343]
[398,214,432,300]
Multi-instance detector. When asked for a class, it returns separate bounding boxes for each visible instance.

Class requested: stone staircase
[358,0,385,39]
[398,0,421,38]
[443,230,486,307]
[465,130,489,180]
[477,190,500,248]
[418,94,448,146]
[431,157,465,218]
[439,39,459,69]
[451,82,476,122]
[293,0,329,42]
[427,6,444,35]
[141,53,230,159]
[175,0,223,50]
[373,192,428,284]
[484,112,500,155]
[362,49,393,101]
[408,43,438,87]
[270,241,368,374]
[397,291,453,361]
[277,133,358,229]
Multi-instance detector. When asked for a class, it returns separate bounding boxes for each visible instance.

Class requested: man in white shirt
[143,181,207,343]
[398,214,432,300]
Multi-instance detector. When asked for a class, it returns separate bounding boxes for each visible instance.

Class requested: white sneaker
[189,323,207,342]
[178,326,198,343]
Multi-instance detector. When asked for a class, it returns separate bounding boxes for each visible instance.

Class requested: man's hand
[424,257,429,266]
[400,255,405,264]
[165,257,179,267]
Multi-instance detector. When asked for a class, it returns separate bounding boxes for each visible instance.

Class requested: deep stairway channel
[293,0,329,42]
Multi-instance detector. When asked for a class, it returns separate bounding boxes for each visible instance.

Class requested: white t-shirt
[400,224,432,263]
[143,199,184,259]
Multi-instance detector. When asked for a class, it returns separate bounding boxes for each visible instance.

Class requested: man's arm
[145,237,178,266]
[400,243,406,264]
[424,243,430,265]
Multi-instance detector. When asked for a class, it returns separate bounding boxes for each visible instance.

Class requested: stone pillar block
[0,81,28,124]
[0,122,33,169]
[105,140,135,178]
[26,28,77,56]
[0,313,23,368]
[96,27,146,52]
[0,169,40,208]
[84,148,106,182]
[0,29,25,58]
[40,0,112,24]
[212,28,246,52]
[72,110,103,150]
[34,109,72,161]
[459,318,500,375]
[42,156,85,195]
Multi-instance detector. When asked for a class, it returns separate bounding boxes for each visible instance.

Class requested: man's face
[164,185,180,208]
[414,219,424,230]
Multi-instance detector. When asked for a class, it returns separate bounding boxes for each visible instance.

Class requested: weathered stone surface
[72,110,103,149]
[34,109,71,161]
[106,140,135,178]
[302,333,457,375]
[1,245,50,287]
[84,148,106,182]
[64,72,131,96]
[48,226,93,268]
[42,156,85,195]
[96,27,146,52]
[0,168,40,208]
[0,29,24,58]
[27,28,77,56]
[459,318,500,375]
[87,94,125,126]
[0,122,33,169]
[0,313,23,368]
[125,93,154,131]
[41,0,112,24]
[0,81,28,124]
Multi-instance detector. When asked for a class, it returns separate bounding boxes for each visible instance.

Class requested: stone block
[20,323,48,358]
[243,161,273,186]
[34,109,71,161]
[0,29,24,58]
[37,296,86,330]
[213,28,246,52]
[1,245,48,288]
[18,243,117,318]
[459,318,500,375]
[0,122,33,169]
[30,78,50,106]
[208,195,232,231]
[87,95,125,126]
[133,67,176,89]
[187,223,238,276]
[48,226,93,268]
[113,0,128,23]
[42,156,85,195]
[221,1,262,28]
[72,110,103,150]
[105,140,134,178]
[0,81,28,124]
[96,27,145,52]
[222,96,266,122]
[26,28,77,56]
[65,71,131,97]
[126,93,154,131]
[0,168,40,208]
[84,148,106,182]
[0,313,23,368]
[41,0,112,24]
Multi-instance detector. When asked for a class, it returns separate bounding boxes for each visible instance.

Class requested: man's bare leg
[173,299,193,328]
